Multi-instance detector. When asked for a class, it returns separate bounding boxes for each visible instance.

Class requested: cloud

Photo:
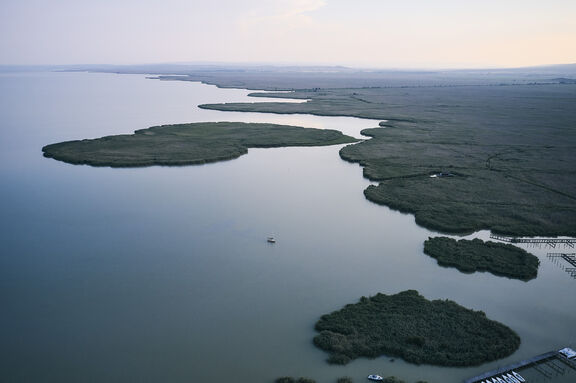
[281,0,327,17]
[240,0,327,29]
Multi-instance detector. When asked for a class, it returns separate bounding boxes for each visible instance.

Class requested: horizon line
[1,61,575,73]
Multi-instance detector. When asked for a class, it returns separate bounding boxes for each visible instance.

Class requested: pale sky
[1,0,575,68]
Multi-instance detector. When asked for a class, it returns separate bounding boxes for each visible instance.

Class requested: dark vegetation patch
[42,122,358,167]
[275,378,316,383]
[381,378,429,383]
[313,290,520,366]
[381,378,406,383]
[423,237,539,280]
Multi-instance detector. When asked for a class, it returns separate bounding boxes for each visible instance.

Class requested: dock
[464,351,558,383]
[465,351,576,383]
[489,234,575,248]
[547,253,576,279]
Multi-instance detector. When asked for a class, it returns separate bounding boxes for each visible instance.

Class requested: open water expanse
[0,72,574,383]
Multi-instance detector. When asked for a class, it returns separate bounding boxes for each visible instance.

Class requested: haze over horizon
[1,0,575,69]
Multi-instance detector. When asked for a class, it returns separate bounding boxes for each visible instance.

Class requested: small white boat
[558,347,576,359]
[506,373,520,383]
[267,237,276,243]
[496,377,506,383]
[501,375,513,383]
[511,372,525,382]
[367,375,383,381]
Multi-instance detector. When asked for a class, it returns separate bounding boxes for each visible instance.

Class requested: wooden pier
[464,351,572,383]
[548,253,576,278]
[561,253,576,267]
[490,234,575,248]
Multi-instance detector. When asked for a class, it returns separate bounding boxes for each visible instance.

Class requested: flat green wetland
[200,84,576,237]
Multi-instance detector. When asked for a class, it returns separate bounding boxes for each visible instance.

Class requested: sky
[1,0,575,68]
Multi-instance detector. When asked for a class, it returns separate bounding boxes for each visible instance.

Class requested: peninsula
[198,85,576,237]
[42,122,359,167]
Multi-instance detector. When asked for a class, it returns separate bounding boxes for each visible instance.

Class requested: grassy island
[313,290,520,366]
[42,122,358,167]
[423,237,539,280]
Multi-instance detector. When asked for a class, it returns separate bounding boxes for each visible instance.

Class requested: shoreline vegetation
[274,377,428,383]
[313,290,520,367]
[196,86,576,237]
[423,237,540,280]
[42,122,358,167]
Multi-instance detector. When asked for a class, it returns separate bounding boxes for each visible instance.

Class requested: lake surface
[0,72,574,383]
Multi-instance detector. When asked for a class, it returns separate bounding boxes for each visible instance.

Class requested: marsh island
[313,290,520,366]
[424,237,540,280]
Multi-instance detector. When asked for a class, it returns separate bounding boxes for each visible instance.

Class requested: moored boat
[367,375,383,381]
[512,371,525,382]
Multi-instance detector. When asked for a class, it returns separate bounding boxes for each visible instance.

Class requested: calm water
[0,72,574,383]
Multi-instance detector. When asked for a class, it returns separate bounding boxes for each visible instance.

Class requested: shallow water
[0,72,574,383]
